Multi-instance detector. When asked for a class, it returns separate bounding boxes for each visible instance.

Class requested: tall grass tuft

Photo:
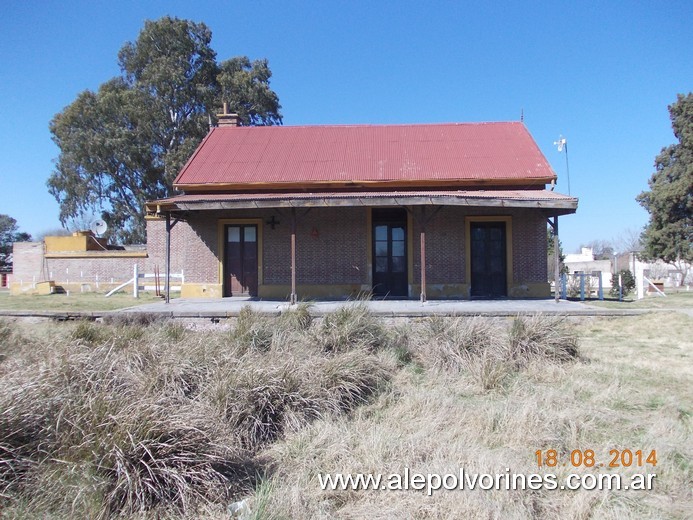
[0,318,14,345]
[415,316,505,372]
[412,315,579,389]
[0,318,22,366]
[207,361,318,448]
[508,314,579,366]
[70,320,106,344]
[315,302,388,352]
[99,405,237,516]
[230,306,276,352]
[311,349,392,412]
[279,302,313,331]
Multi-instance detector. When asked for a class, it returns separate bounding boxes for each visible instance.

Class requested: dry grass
[0,305,394,518]
[1,308,690,519]
[585,291,693,310]
[0,291,175,312]
[258,312,692,519]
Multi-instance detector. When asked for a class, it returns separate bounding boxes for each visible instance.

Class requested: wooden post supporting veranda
[414,205,442,304]
[165,213,171,303]
[290,207,297,305]
[420,207,427,303]
[164,212,180,304]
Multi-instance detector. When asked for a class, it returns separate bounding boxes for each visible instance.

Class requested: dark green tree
[547,227,568,280]
[0,215,31,270]
[637,93,693,285]
[218,57,283,126]
[610,269,636,298]
[48,16,282,243]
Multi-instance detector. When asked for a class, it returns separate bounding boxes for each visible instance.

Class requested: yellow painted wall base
[9,282,42,296]
[181,283,223,298]
[37,281,55,295]
[411,282,550,299]
[410,283,469,299]
[259,284,372,300]
[509,282,551,298]
[178,282,549,300]
[44,232,108,252]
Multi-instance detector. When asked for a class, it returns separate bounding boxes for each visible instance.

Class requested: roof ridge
[216,121,524,130]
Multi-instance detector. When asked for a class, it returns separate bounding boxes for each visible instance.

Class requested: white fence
[105,265,184,298]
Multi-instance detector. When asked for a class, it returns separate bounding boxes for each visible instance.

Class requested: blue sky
[1,0,691,253]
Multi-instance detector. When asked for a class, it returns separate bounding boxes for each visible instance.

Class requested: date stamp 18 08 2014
[536,449,657,469]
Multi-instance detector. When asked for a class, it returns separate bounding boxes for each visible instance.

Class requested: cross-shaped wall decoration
[266,215,280,229]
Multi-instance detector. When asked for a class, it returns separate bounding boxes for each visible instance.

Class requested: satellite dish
[90,219,108,237]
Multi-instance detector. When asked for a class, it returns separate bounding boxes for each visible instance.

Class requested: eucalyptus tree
[49,16,282,243]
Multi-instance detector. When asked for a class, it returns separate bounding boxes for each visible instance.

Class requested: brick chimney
[217,102,239,127]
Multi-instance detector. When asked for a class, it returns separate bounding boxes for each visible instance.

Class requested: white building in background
[632,256,691,299]
[563,247,690,299]
[564,248,613,289]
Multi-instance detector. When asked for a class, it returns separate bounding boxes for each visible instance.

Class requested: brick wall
[11,206,549,296]
[43,257,146,284]
[409,207,548,285]
[295,207,368,285]
[149,208,370,287]
[10,242,44,285]
[511,209,548,283]
[154,206,548,290]
[10,241,148,290]
[410,206,466,285]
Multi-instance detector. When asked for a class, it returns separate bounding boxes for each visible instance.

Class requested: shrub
[610,269,637,298]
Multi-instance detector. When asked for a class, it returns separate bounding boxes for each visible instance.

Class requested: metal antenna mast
[554,135,571,195]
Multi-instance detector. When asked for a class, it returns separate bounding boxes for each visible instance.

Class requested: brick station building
[146,112,577,301]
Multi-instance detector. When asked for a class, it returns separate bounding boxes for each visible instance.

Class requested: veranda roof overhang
[147,189,577,216]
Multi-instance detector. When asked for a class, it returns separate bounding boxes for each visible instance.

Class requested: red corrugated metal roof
[174,122,556,187]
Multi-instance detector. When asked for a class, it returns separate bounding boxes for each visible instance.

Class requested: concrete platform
[0,298,649,320]
[112,297,644,318]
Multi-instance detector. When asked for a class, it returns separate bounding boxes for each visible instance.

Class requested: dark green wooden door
[470,222,507,298]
